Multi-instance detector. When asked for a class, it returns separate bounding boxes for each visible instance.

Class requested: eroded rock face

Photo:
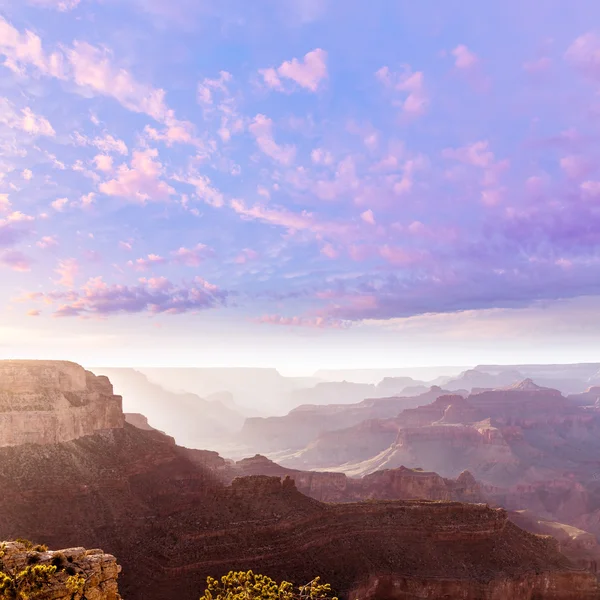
[0,361,124,447]
[0,541,121,600]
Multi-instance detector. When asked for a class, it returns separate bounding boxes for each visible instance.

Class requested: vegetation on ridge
[0,541,87,600]
[201,571,338,600]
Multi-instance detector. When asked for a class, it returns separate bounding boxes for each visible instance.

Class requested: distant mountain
[444,369,525,391]
[136,367,321,415]
[93,367,245,448]
[237,386,455,456]
[313,366,468,384]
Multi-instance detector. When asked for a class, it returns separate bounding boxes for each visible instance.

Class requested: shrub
[200,571,338,600]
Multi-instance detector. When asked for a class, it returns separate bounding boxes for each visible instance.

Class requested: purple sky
[1,0,600,372]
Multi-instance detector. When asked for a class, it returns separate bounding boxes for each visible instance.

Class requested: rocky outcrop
[0,361,123,447]
[232,455,485,503]
[0,541,121,599]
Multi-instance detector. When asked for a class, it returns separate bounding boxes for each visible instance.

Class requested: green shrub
[200,571,338,600]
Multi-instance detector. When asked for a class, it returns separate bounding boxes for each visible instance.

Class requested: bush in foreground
[201,571,338,600]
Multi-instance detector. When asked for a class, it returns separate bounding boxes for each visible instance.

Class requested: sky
[1,0,600,374]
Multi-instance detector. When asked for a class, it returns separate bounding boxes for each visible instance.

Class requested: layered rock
[0,361,123,447]
[0,541,121,599]
[232,455,485,503]
[239,387,453,457]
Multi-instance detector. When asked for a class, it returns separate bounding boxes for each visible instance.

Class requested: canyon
[0,361,598,599]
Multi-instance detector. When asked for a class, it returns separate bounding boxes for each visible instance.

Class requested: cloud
[36,235,59,249]
[51,197,69,212]
[361,209,376,225]
[0,195,10,212]
[39,275,227,317]
[171,243,213,266]
[260,48,328,92]
[255,314,350,329]
[92,134,128,155]
[233,248,259,264]
[452,45,479,69]
[0,17,190,135]
[442,140,494,167]
[54,258,79,287]
[249,114,296,165]
[26,0,81,11]
[0,250,32,272]
[127,254,167,272]
[376,66,428,117]
[22,169,33,180]
[0,98,55,137]
[93,154,113,172]
[99,149,175,203]
[566,32,600,80]
[0,212,34,248]
[230,198,351,239]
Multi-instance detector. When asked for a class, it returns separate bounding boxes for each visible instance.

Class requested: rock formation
[0,541,121,599]
[0,361,123,447]
[238,386,453,456]
[0,361,597,600]
[232,454,485,503]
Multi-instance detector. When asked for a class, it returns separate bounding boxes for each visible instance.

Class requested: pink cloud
[0,194,10,212]
[379,245,427,266]
[313,156,359,201]
[119,240,133,251]
[25,0,80,11]
[178,173,224,208]
[93,154,114,172]
[39,275,227,317]
[443,140,494,167]
[36,235,58,249]
[171,243,213,267]
[234,248,259,264]
[311,148,334,165]
[261,48,328,92]
[376,65,428,117]
[249,114,296,165]
[51,197,69,212]
[99,149,175,203]
[581,180,600,197]
[0,17,65,78]
[26,309,41,316]
[255,314,350,329]
[452,45,479,69]
[127,253,167,272]
[21,107,55,136]
[54,258,79,287]
[523,57,552,74]
[0,17,190,137]
[0,98,55,137]
[361,209,376,225]
[320,243,339,259]
[1,250,32,272]
[230,198,351,239]
[197,70,232,105]
[566,32,600,80]
[560,155,591,179]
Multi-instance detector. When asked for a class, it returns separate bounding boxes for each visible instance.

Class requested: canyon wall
[0,361,124,447]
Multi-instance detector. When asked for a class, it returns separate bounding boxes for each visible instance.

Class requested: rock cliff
[0,541,121,599]
[0,361,123,447]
